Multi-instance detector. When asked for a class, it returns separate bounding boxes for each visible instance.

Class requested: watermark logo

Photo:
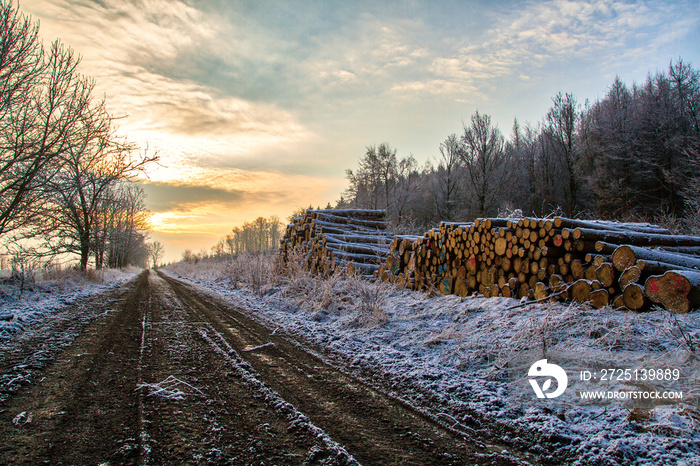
[528,359,568,399]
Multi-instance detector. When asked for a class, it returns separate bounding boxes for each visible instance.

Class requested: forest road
[0,270,523,465]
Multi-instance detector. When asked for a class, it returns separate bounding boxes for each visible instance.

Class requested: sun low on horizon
[21,0,700,263]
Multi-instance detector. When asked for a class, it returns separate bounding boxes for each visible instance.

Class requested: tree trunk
[80,232,90,271]
[567,227,700,248]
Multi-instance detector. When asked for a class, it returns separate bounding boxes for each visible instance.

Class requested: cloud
[24,0,318,175]
[138,168,344,263]
[139,180,250,212]
[139,167,344,218]
[487,0,698,68]
[25,0,700,120]
[380,0,700,102]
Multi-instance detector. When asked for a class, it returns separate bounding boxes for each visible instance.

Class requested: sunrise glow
[21,0,700,262]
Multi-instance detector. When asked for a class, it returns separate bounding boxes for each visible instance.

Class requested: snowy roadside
[165,258,700,465]
[0,267,140,404]
[0,268,139,340]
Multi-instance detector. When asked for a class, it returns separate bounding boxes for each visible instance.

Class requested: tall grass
[169,249,392,327]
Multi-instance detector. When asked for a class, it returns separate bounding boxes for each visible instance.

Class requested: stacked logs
[278,209,393,277]
[376,217,700,313]
[611,245,700,313]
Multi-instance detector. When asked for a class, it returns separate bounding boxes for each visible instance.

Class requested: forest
[338,60,700,236]
[0,2,156,271]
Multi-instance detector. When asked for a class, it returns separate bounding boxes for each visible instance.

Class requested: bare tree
[392,154,423,227]
[36,99,156,270]
[147,241,164,268]
[664,59,700,216]
[221,216,284,256]
[343,143,397,213]
[375,143,397,212]
[102,182,150,268]
[0,2,93,236]
[433,134,463,221]
[508,119,535,214]
[460,111,510,217]
[182,249,196,262]
[543,92,581,216]
[580,77,637,217]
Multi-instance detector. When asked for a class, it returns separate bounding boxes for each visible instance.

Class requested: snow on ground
[0,267,140,404]
[0,267,139,340]
[166,258,700,465]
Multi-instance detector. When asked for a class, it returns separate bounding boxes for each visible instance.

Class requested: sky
[21,0,700,263]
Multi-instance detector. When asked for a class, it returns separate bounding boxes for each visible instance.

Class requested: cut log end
[623,283,649,311]
[570,279,592,303]
[589,289,610,309]
[619,265,642,289]
[645,270,700,314]
[612,245,636,272]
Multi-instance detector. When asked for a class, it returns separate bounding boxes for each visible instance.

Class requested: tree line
[182,216,284,262]
[338,59,700,234]
[0,1,156,271]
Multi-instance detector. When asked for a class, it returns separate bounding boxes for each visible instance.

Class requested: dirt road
[0,270,523,464]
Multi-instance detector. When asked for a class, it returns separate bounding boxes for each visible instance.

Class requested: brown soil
[0,270,523,465]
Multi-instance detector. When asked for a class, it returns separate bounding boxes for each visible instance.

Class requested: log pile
[278,209,393,277]
[376,217,700,313]
[277,210,700,313]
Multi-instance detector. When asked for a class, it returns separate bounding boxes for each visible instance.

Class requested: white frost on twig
[243,342,275,352]
[136,375,205,401]
[11,411,31,425]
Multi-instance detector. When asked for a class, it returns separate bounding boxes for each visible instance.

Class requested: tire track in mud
[159,271,519,465]
[0,270,355,464]
[0,270,522,464]
[142,271,353,464]
[0,272,147,464]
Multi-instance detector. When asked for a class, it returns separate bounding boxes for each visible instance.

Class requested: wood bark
[566,227,700,248]
[612,244,700,272]
[554,217,672,235]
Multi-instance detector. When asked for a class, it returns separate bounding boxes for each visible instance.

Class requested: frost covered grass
[167,252,390,326]
[164,256,700,465]
[0,266,139,340]
[167,252,278,296]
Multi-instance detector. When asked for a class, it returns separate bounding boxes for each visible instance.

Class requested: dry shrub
[626,407,654,423]
[309,272,345,313]
[277,251,345,314]
[84,268,105,283]
[274,250,390,326]
[277,248,314,297]
[43,266,104,286]
[349,278,388,327]
[679,406,700,429]
[168,257,228,282]
[227,252,276,296]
